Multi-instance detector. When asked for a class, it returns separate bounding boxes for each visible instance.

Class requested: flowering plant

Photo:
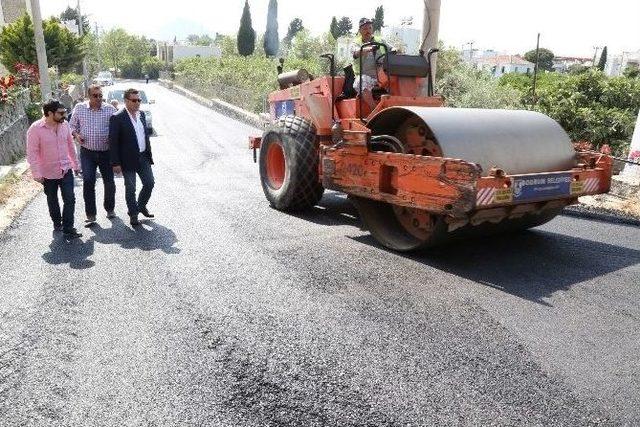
[0,74,17,103]
[14,63,39,86]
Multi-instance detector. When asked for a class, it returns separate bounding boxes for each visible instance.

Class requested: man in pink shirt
[26,100,82,238]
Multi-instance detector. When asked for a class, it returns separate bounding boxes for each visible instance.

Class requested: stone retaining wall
[0,89,30,165]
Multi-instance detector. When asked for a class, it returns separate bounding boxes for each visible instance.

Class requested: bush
[142,57,163,79]
[25,102,41,123]
[59,72,84,87]
[500,69,640,155]
[120,60,143,79]
[437,65,522,109]
[174,51,328,113]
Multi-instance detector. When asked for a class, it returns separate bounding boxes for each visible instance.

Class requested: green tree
[597,46,607,71]
[372,6,384,32]
[289,29,322,60]
[186,34,214,46]
[219,35,237,56]
[0,14,85,73]
[524,47,554,72]
[329,17,339,40]
[142,56,163,79]
[283,18,303,46]
[568,63,588,75]
[101,28,129,73]
[623,63,639,79]
[59,6,90,34]
[237,0,256,56]
[435,43,462,80]
[263,0,279,56]
[337,17,353,37]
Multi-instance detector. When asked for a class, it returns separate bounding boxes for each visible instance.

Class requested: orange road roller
[250,45,613,251]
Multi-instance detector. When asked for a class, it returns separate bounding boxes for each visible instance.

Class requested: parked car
[93,71,114,86]
[104,88,154,133]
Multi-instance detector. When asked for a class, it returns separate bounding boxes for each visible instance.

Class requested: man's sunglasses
[126,98,141,103]
[91,93,103,98]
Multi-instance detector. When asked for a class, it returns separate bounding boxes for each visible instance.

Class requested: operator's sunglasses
[91,93,103,98]
[126,98,141,103]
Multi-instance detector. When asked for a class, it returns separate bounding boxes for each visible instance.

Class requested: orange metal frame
[254,70,614,220]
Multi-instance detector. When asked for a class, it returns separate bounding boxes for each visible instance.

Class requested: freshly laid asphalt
[0,82,638,426]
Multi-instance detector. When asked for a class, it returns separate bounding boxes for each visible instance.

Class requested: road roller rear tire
[352,197,449,252]
[259,115,324,211]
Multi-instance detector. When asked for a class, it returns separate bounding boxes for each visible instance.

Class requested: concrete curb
[158,79,265,129]
[562,205,640,227]
[0,159,30,183]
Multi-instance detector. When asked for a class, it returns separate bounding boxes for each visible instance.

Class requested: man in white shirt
[109,88,155,227]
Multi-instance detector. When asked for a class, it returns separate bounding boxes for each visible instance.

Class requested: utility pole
[77,0,89,88]
[26,0,51,102]
[420,0,440,94]
[468,41,474,61]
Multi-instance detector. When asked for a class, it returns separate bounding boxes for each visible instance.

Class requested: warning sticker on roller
[494,188,513,204]
[513,173,572,202]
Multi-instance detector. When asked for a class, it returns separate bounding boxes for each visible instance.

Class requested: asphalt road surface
[1,82,639,426]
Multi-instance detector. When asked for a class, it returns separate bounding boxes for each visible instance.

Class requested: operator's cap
[359,17,373,28]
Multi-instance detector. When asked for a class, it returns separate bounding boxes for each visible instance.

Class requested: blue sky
[42,0,640,58]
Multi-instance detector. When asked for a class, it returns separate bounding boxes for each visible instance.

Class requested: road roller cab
[249,47,613,251]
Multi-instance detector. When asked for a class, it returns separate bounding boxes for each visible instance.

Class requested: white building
[157,42,221,65]
[552,56,591,73]
[475,55,535,78]
[605,50,640,77]
[381,26,421,55]
[462,49,501,63]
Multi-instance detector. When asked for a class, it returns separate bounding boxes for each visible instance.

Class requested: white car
[93,71,114,86]
[105,88,154,133]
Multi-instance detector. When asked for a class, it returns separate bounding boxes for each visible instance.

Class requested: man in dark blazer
[109,88,155,226]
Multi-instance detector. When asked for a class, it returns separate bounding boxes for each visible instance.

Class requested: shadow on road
[292,192,360,227]
[354,229,639,305]
[41,233,95,270]
[90,217,180,254]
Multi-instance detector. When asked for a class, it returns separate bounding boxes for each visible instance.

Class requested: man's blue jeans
[43,170,75,230]
[122,154,154,217]
[80,147,115,217]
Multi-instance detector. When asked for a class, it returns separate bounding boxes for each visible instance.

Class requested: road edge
[158,79,265,129]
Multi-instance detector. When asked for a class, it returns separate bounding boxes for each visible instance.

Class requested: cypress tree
[237,0,256,56]
[372,6,384,32]
[597,46,607,71]
[336,17,353,37]
[329,17,339,40]
[283,18,303,46]
[263,0,279,56]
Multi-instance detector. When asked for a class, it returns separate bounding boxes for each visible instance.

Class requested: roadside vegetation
[0,2,638,157]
